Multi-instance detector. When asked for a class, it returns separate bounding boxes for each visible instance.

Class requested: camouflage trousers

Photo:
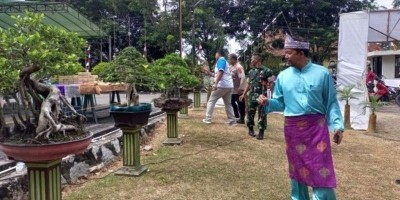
[247,101,267,130]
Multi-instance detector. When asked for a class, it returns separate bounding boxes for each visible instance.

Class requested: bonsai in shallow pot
[151,54,200,144]
[151,54,201,110]
[103,46,152,176]
[106,46,153,127]
[0,12,91,199]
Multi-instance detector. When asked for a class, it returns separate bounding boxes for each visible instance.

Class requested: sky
[376,0,393,8]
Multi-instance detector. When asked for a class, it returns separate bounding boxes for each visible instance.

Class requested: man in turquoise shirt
[258,34,344,200]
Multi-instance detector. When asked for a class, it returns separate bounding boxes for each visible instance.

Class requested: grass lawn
[64,108,400,200]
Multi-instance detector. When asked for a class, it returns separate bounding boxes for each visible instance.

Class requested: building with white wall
[368,49,400,87]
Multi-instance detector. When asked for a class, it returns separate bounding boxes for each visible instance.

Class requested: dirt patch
[369,103,400,141]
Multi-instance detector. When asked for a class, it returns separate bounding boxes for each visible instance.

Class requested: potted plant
[337,85,356,129]
[108,47,152,126]
[157,54,196,117]
[104,46,152,176]
[151,54,200,145]
[0,12,92,199]
[363,95,385,133]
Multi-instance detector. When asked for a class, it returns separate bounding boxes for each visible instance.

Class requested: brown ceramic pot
[0,133,93,162]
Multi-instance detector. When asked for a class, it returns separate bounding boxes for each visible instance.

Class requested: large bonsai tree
[112,47,150,106]
[151,54,201,98]
[0,12,86,142]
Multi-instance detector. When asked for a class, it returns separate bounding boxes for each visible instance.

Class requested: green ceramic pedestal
[193,91,202,111]
[179,106,189,118]
[115,126,148,177]
[26,160,62,200]
[163,110,182,145]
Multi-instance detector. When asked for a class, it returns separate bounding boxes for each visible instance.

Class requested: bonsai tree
[363,95,385,133]
[150,54,200,145]
[337,85,356,129]
[91,62,117,83]
[104,47,151,176]
[112,47,151,106]
[151,54,201,99]
[0,12,86,142]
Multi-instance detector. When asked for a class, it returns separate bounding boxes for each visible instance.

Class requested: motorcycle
[370,78,398,103]
[375,82,400,106]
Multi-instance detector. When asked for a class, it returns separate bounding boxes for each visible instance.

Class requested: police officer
[239,53,273,140]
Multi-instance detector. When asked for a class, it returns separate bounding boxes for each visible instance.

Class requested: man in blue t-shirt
[202,50,236,125]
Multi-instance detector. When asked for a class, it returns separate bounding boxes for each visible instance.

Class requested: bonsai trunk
[344,104,351,129]
[368,112,377,133]
[126,83,139,106]
[9,64,86,140]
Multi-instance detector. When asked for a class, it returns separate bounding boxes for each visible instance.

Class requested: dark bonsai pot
[110,103,152,127]
[153,97,192,111]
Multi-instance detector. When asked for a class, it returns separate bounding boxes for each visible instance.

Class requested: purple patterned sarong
[284,114,336,188]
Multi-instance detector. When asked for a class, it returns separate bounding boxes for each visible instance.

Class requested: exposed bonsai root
[35,124,78,139]
[11,94,27,124]
[34,83,85,139]
[126,83,139,106]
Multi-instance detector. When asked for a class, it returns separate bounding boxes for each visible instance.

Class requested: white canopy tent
[337,9,400,130]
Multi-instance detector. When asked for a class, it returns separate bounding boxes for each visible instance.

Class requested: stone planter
[0,133,93,200]
[110,103,152,176]
[154,97,192,145]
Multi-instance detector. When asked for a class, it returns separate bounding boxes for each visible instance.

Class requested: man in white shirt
[202,50,236,126]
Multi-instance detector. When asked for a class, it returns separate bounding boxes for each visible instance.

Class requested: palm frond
[337,85,356,103]
[361,95,386,114]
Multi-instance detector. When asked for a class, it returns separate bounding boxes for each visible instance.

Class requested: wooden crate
[79,84,101,95]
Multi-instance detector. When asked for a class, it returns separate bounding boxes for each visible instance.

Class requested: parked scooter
[371,78,400,105]
[374,79,390,102]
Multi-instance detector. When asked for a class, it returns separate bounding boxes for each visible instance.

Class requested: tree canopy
[0,11,86,141]
[69,0,379,67]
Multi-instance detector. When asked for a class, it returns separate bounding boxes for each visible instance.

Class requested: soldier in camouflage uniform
[240,54,273,140]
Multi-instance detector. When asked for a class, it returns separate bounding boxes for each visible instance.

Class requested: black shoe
[256,130,265,140]
[396,179,400,184]
[248,127,256,137]
[237,119,245,124]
